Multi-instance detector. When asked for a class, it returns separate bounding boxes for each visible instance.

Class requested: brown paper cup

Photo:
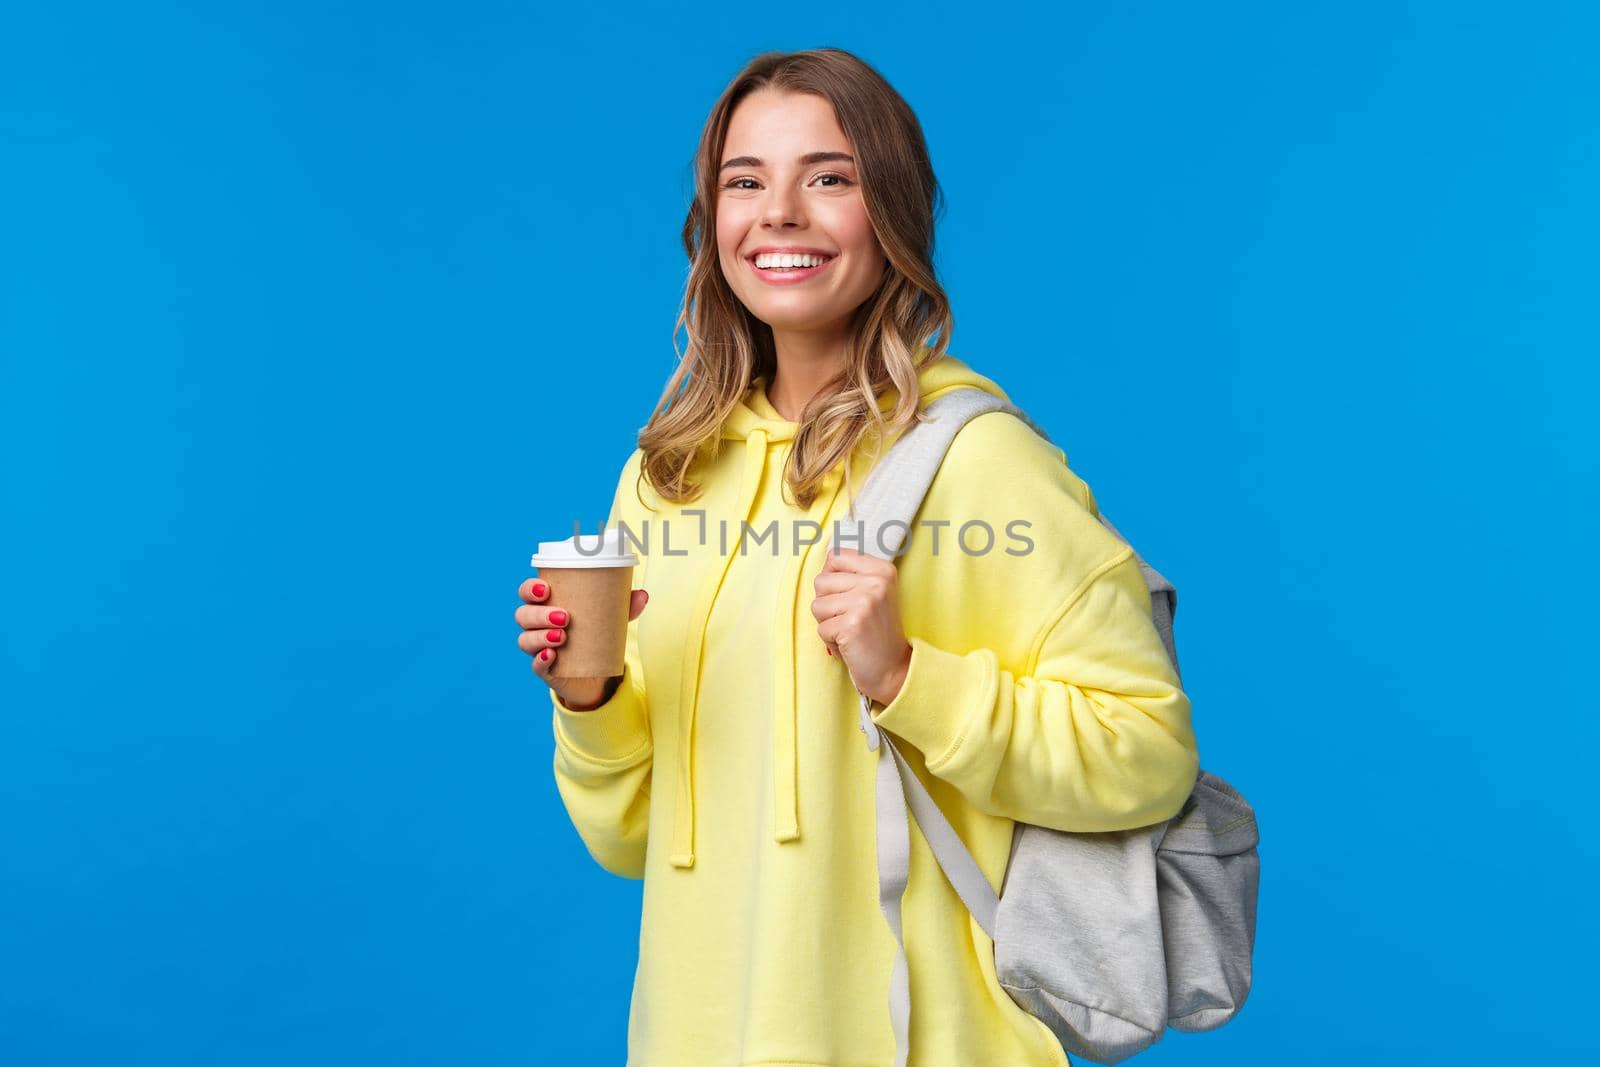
[536,563,635,679]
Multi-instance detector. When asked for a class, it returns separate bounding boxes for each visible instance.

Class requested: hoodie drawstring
[669,428,770,869]
[772,466,844,844]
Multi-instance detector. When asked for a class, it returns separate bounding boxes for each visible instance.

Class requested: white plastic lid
[528,526,640,569]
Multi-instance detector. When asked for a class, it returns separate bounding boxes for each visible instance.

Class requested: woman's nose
[761,186,803,228]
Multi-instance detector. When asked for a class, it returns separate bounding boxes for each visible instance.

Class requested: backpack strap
[828,388,1026,1066]
[829,387,1180,1066]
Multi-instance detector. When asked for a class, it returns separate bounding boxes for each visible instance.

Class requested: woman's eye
[722,173,854,191]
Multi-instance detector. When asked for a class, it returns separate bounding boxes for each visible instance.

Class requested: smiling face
[715,89,888,339]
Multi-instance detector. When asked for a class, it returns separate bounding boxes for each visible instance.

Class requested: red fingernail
[826,647,833,656]
[549,609,568,626]
[532,581,548,597]
[549,629,564,643]
[540,649,550,661]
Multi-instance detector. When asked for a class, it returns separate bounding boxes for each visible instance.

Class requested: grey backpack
[831,388,1259,1066]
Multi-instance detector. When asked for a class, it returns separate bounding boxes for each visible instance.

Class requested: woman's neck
[766,331,850,421]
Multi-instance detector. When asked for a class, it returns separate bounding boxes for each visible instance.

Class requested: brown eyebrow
[719,151,856,172]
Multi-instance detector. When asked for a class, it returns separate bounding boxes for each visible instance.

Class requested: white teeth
[754,252,830,269]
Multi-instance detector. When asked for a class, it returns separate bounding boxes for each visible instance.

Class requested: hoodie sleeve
[549,448,653,880]
[865,412,1200,833]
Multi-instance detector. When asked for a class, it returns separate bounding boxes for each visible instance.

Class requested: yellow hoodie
[550,353,1200,1066]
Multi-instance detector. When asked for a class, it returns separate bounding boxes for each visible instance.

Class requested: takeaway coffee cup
[528,527,640,680]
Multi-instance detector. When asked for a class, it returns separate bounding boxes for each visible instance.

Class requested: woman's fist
[811,545,912,707]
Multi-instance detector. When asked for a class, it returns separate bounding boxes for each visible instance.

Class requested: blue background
[4,2,1595,1063]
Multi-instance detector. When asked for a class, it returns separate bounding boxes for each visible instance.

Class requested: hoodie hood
[668,353,1011,869]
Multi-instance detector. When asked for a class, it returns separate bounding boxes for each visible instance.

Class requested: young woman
[515,48,1200,1067]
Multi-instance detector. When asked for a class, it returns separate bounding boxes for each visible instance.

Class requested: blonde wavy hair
[634,47,954,513]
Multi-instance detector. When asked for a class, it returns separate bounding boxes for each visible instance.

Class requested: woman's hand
[517,577,649,711]
[811,545,913,707]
